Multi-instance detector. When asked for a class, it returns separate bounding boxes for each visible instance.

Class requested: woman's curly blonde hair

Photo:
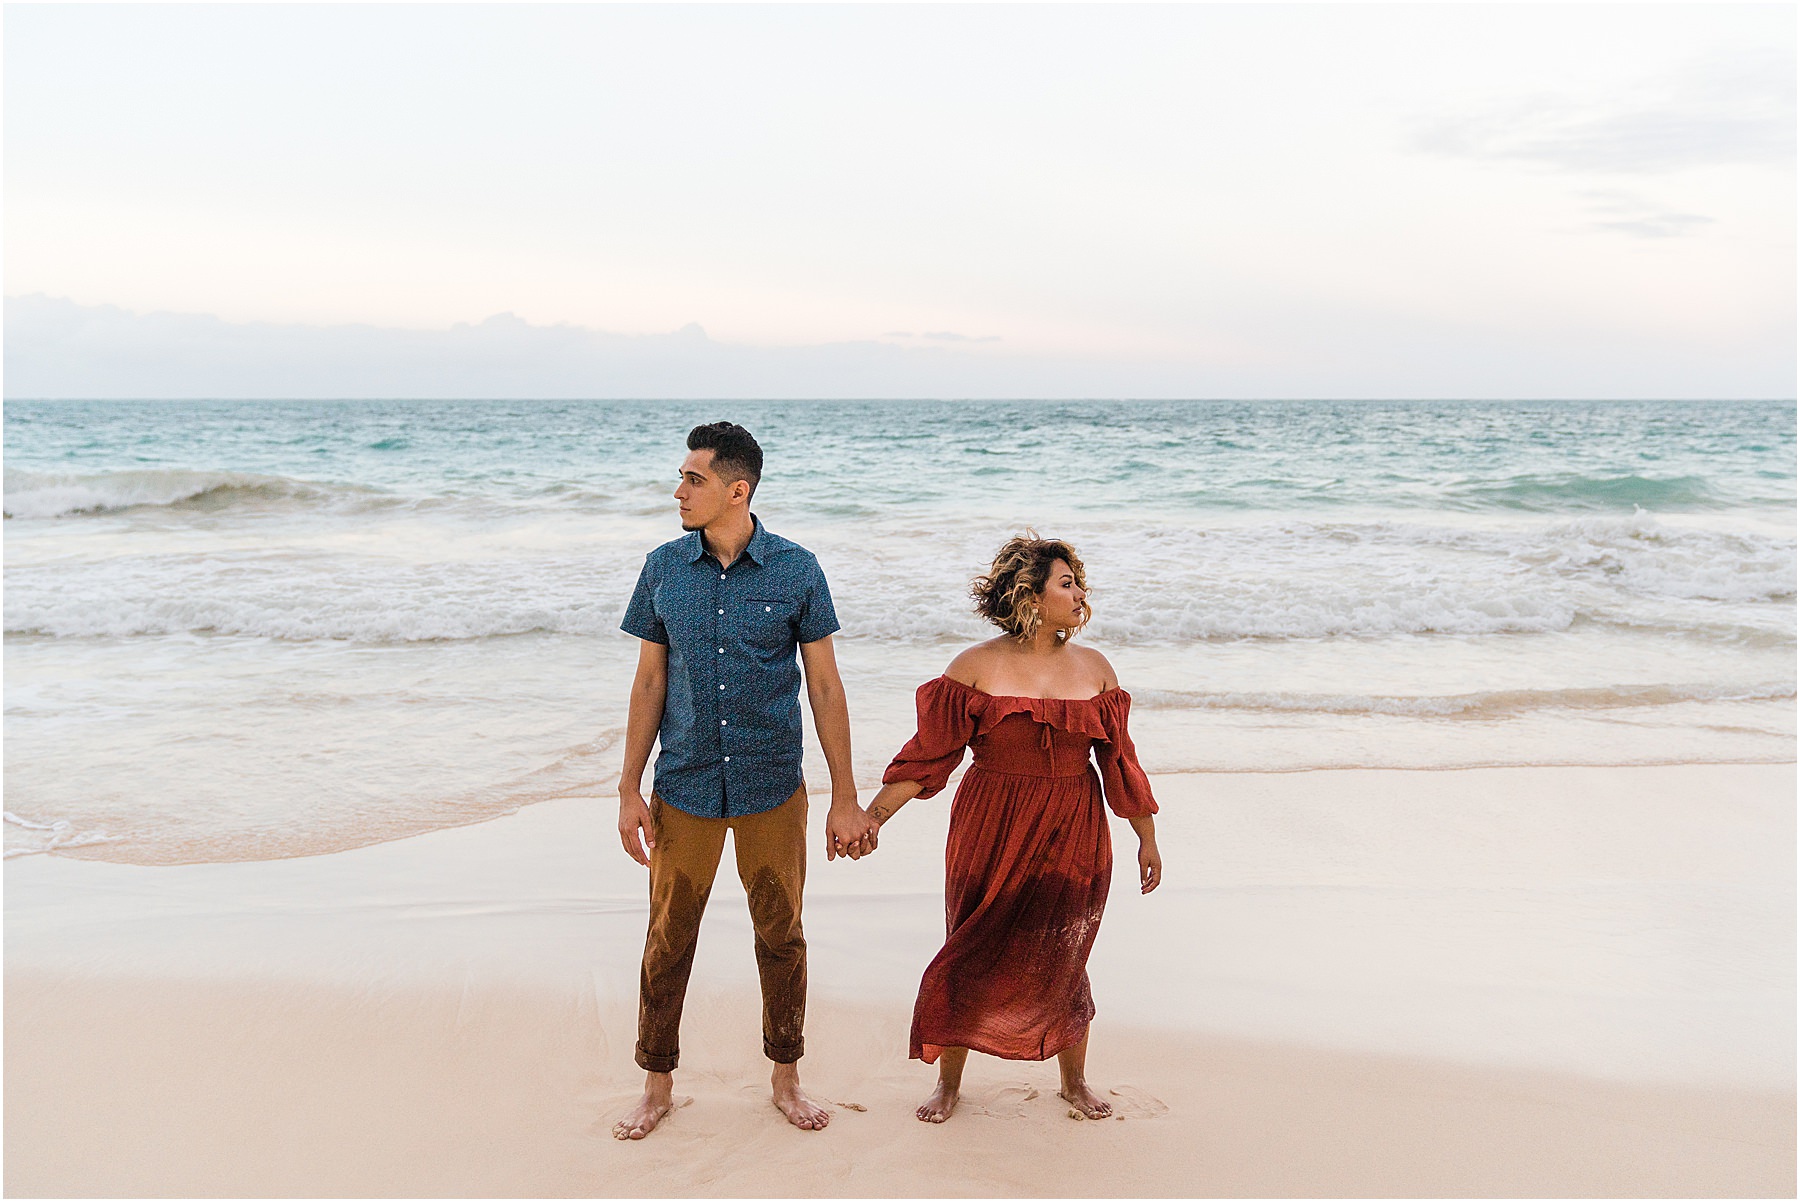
[970,533,1090,643]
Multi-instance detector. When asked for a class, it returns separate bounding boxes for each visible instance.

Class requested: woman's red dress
[883,675,1158,1063]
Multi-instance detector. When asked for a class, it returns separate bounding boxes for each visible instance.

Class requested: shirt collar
[742,514,770,566]
[685,514,768,567]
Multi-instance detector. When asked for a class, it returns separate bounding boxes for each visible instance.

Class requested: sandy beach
[7,763,1793,1197]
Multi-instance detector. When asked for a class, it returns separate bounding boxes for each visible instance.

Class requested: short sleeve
[619,557,668,645]
[795,557,841,645]
[882,677,978,799]
[1094,691,1158,818]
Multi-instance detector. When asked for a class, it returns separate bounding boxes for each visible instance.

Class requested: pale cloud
[6,294,1790,401]
[1416,54,1795,174]
[1576,189,1716,240]
[0,295,1107,400]
[880,330,1002,344]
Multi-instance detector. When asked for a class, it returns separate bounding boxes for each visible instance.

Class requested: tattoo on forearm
[869,804,893,823]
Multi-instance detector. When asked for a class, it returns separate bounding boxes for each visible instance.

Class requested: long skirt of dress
[910,763,1113,1063]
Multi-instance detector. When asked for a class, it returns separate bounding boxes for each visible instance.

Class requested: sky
[4,3,1794,399]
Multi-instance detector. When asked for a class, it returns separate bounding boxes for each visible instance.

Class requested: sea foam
[5,513,1791,645]
[1132,681,1797,719]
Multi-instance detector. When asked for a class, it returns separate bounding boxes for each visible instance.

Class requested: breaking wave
[2,468,384,520]
[1442,473,1722,512]
[1132,681,1797,719]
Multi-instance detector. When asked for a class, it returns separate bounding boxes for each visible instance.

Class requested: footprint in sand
[833,1100,868,1112]
[1106,1085,1168,1119]
[967,1084,1038,1117]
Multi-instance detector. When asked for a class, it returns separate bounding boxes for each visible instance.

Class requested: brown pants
[636,786,808,1072]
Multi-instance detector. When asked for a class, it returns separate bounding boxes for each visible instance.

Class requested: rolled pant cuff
[635,1045,679,1073]
[764,1036,804,1064]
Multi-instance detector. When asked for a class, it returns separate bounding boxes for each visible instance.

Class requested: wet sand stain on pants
[636,787,807,1072]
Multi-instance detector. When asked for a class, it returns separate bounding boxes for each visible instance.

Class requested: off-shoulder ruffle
[922,674,1126,744]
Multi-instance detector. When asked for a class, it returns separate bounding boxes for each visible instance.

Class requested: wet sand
[6,765,1794,1196]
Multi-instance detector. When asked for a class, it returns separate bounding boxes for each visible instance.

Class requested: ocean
[5,398,1793,864]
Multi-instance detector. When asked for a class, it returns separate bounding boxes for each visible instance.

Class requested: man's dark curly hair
[687,421,763,499]
[971,533,1090,642]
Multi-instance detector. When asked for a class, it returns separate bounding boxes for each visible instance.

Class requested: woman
[861,534,1162,1123]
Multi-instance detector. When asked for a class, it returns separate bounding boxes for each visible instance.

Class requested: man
[613,421,877,1140]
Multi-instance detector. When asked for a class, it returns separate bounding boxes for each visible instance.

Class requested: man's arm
[798,635,876,860]
[617,638,668,867]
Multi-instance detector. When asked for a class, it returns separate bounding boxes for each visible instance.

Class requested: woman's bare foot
[771,1062,831,1130]
[613,1071,675,1140]
[1058,1080,1113,1119]
[917,1046,968,1124]
[915,1080,960,1123]
[1055,1029,1111,1118]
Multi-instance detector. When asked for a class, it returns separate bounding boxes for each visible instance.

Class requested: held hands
[825,795,881,862]
[618,787,655,867]
[620,786,880,866]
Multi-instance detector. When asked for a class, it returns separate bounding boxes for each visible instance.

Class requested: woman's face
[1035,558,1087,632]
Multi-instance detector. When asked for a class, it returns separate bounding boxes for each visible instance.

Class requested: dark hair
[686,422,763,499]
[971,532,1090,642]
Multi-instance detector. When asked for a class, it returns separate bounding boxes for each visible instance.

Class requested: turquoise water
[5,399,1794,863]
[7,398,1794,519]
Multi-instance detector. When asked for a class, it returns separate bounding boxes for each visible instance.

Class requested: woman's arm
[865,778,925,827]
[1129,813,1161,894]
[836,779,923,860]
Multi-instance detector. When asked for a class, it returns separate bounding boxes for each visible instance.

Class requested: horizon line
[6,396,1795,405]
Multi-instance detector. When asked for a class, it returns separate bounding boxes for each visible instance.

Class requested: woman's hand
[826,800,880,861]
[1137,836,1162,894]
[1127,814,1161,894]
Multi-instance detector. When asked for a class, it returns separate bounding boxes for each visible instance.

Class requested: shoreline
[6,763,1794,1195]
[9,753,1796,868]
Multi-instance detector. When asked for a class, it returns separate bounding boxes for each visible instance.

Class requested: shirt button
[764,605,771,612]
[724,756,731,763]
[720,719,727,725]
[720,574,726,580]
[718,683,725,690]
[717,647,724,653]
[717,608,724,615]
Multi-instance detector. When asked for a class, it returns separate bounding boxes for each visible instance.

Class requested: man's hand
[825,799,880,862]
[619,789,655,867]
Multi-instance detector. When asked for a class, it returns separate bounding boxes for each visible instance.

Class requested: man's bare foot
[613,1071,675,1140]
[915,1080,959,1123]
[771,1062,830,1130]
[1059,1079,1113,1119]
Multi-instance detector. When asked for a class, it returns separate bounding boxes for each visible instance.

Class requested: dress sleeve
[1095,691,1159,818]
[882,678,977,799]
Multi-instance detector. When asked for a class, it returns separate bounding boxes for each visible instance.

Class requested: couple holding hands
[612,422,1162,1140]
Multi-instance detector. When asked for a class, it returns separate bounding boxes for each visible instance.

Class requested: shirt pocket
[742,596,799,653]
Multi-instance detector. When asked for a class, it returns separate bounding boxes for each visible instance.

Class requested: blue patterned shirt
[620,516,840,819]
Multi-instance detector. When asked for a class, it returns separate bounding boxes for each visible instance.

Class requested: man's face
[674,449,741,530]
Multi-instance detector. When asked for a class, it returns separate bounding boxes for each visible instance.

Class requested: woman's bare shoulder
[944,639,1009,686]
[1074,643,1120,691]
